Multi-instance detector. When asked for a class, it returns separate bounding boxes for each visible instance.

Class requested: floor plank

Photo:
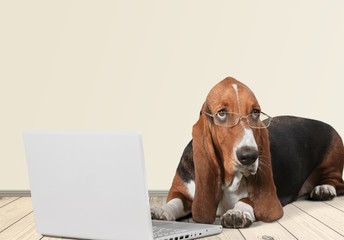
[293,199,344,237]
[239,220,296,240]
[0,197,33,232]
[203,228,245,240]
[324,197,344,212]
[279,203,344,240]
[0,212,42,240]
[0,197,20,208]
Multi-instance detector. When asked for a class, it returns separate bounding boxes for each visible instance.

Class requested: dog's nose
[236,147,258,166]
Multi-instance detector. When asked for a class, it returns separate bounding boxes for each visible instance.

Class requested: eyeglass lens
[214,112,270,128]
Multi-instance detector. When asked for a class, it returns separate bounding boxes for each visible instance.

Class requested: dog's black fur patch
[266,116,335,205]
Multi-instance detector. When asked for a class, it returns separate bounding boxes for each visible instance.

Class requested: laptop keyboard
[153,226,188,239]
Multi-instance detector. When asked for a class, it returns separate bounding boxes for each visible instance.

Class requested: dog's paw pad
[220,209,253,228]
[310,184,336,201]
[150,207,176,221]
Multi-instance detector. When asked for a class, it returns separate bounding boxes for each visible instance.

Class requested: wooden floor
[1,196,344,240]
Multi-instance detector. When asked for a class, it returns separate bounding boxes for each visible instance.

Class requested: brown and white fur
[151,77,344,228]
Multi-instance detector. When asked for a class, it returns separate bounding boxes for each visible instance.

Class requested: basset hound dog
[151,77,344,228]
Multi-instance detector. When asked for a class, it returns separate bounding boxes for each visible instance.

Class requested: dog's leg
[151,173,193,221]
[151,198,190,221]
[220,199,255,228]
[310,136,344,201]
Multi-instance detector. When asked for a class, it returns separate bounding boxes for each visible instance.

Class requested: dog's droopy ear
[191,108,222,224]
[246,128,283,222]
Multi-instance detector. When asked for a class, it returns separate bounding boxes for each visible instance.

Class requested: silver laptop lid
[24,131,154,240]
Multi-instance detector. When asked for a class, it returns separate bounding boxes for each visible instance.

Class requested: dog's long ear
[246,128,283,222]
[191,105,222,224]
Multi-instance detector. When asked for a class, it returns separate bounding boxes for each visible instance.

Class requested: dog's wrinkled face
[204,78,264,184]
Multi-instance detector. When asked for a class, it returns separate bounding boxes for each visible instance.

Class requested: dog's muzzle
[236,147,259,177]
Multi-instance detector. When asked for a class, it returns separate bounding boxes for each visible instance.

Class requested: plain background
[0,0,343,192]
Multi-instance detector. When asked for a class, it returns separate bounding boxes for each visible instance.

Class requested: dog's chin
[242,169,257,177]
[240,160,259,177]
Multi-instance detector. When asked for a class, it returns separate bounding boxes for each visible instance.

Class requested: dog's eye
[216,110,228,122]
[251,109,261,120]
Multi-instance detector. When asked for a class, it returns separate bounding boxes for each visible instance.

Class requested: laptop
[24,131,222,240]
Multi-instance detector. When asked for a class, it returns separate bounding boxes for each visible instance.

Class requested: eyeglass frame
[202,110,273,129]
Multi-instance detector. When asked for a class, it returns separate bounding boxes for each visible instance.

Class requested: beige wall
[1,0,343,191]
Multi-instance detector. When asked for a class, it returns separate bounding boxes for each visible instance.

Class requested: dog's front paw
[151,207,176,221]
[221,209,253,228]
[220,201,255,228]
[310,184,336,201]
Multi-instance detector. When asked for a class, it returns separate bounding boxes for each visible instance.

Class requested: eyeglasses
[203,110,272,129]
